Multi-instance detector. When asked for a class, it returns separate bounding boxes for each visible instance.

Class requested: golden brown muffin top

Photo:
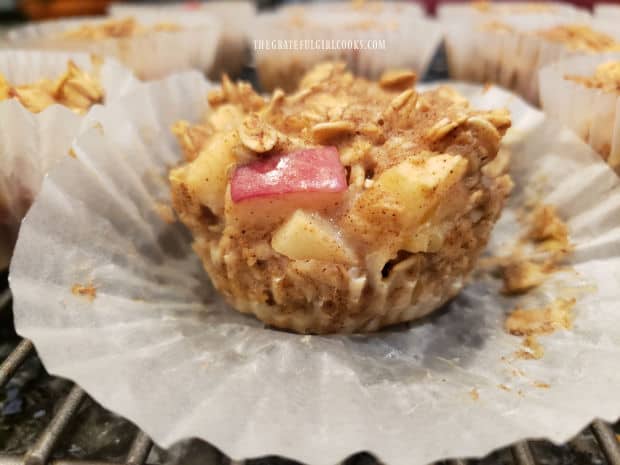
[61,17,181,40]
[0,59,103,114]
[564,61,620,93]
[535,25,620,52]
[172,63,511,256]
[186,62,510,177]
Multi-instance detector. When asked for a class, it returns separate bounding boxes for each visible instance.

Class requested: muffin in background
[443,15,620,104]
[0,50,135,269]
[252,2,441,92]
[540,54,620,173]
[6,15,220,80]
[109,1,256,79]
[0,58,103,114]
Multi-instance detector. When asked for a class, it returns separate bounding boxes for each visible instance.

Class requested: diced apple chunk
[403,223,447,253]
[376,154,467,225]
[231,146,346,203]
[226,190,344,230]
[344,153,468,247]
[175,130,239,216]
[272,210,356,264]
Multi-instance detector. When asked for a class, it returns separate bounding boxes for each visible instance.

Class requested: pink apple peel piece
[231,146,347,202]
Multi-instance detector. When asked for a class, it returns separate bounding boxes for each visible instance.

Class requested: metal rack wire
[0,337,154,465]
[2,292,620,465]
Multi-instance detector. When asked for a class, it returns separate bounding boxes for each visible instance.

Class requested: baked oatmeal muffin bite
[170,63,512,334]
[540,55,620,173]
[444,17,620,103]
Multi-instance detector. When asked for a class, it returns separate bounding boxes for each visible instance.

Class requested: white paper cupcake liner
[539,53,620,173]
[108,1,255,79]
[252,8,441,91]
[594,4,620,19]
[590,18,620,43]
[9,75,620,465]
[442,15,613,103]
[0,50,137,269]
[5,15,220,80]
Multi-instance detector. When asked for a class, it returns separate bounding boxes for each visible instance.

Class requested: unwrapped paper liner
[0,50,137,269]
[442,15,620,103]
[5,15,220,80]
[10,77,620,465]
[251,7,441,91]
[539,52,620,173]
[108,1,255,79]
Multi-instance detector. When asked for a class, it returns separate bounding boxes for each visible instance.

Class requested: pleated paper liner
[5,15,220,80]
[9,72,620,465]
[0,50,136,269]
[539,53,620,174]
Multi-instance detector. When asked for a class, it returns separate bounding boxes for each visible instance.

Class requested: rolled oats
[426,117,460,142]
[379,69,417,90]
[388,88,417,111]
[238,113,278,153]
[466,116,501,140]
[311,120,355,143]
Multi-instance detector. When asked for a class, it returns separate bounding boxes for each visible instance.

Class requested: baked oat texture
[565,61,620,93]
[170,63,512,334]
[536,25,620,52]
[0,59,103,114]
[61,17,180,40]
